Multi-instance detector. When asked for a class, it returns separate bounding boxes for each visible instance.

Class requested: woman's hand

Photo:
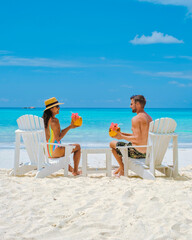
[70,120,79,129]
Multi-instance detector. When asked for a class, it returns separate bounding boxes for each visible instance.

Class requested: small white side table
[82,148,112,177]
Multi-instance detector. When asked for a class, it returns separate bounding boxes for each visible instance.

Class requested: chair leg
[106,149,112,177]
[82,150,87,177]
[121,149,129,177]
[172,135,178,177]
[63,147,72,177]
[14,165,37,176]
[149,144,155,177]
[13,132,21,175]
[124,159,129,177]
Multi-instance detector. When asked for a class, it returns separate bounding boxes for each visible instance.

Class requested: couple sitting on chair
[43,95,152,177]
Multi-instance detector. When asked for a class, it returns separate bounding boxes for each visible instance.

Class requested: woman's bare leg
[50,144,81,176]
[51,147,74,172]
[71,144,81,176]
[110,141,124,176]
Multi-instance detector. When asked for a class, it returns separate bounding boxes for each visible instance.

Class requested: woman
[42,97,81,176]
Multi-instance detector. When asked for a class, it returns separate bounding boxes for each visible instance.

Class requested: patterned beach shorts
[116,142,146,159]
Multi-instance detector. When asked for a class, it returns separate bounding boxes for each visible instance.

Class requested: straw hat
[44,97,64,111]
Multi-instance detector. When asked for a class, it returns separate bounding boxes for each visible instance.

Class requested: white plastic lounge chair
[118,118,178,180]
[10,114,75,178]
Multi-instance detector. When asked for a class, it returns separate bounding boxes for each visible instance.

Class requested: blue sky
[0,0,192,108]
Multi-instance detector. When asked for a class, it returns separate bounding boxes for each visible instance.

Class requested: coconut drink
[109,123,121,137]
[71,113,83,127]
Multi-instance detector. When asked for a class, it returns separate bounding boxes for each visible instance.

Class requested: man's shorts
[116,142,146,159]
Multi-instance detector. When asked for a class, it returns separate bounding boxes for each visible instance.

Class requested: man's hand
[112,132,123,140]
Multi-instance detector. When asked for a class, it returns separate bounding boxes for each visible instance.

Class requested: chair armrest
[45,142,75,149]
[15,129,44,134]
[149,132,177,136]
[117,145,151,149]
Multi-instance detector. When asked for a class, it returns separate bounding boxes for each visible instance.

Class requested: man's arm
[121,132,133,137]
[115,133,136,142]
[114,118,141,143]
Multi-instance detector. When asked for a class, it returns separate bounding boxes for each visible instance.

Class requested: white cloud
[106,99,121,103]
[120,84,132,88]
[0,50,11,55]
[93,99,121,103]
[169,81,192,87]
[0,98,9,102]
[138,0,192,15]
[164,55,192,60]
[180,56,192,60]
[0,56,84,68]
[156,72,191,79]
[136,71,192,80]
[130,31,184,45]
[164,56,177,59]
[0,55,132,69]
[108,89,118,93]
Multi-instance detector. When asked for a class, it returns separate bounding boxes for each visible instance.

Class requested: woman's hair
[42,109,53,128]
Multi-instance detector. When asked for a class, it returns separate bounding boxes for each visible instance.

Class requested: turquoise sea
[0,108,192,148]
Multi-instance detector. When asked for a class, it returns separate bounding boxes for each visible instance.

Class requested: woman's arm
[50,118,77,142]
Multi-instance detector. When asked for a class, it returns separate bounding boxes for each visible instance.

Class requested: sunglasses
[56,105,60,109]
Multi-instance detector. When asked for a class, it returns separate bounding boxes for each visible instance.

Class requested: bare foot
[72,170,82,176]
[68,165,74,173]
[113,168,120,175]
[114,169,124,177]
[118,169,124,177]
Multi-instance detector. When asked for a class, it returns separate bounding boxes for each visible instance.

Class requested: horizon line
[0,107,192,109]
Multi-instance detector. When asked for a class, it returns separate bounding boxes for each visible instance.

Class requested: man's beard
[132,109,136,113]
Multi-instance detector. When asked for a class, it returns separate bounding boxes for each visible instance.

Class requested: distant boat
[22,107,35,109]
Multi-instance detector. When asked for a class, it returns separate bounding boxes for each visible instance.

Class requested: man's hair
[130,95,146,108]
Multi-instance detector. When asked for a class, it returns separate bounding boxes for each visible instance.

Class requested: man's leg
[71,144,81,176]
[109,141,124,176]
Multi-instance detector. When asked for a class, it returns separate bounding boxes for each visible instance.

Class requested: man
[110,95,152,176]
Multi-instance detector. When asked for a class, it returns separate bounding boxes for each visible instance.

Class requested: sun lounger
[10,115,75,178]
[118,118,178,180]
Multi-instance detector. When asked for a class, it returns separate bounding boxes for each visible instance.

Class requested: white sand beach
[0,148,192,240]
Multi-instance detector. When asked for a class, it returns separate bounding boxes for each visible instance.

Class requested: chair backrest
[145,118,177,166]
[17,115,48,165]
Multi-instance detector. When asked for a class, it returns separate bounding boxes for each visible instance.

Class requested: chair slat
[34,116,40,129]
[162,118,170,133]
[19,115,27,130]
[25,115,32,130]
[149,121,154,132]
[31,132,39,164]
[153,119,159,133]
[157,118,164,133]
[17,118,22,129]
[29,115,36,130]
[169,119,177,133]
[172,120,177,132]
[39,118,45,129]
